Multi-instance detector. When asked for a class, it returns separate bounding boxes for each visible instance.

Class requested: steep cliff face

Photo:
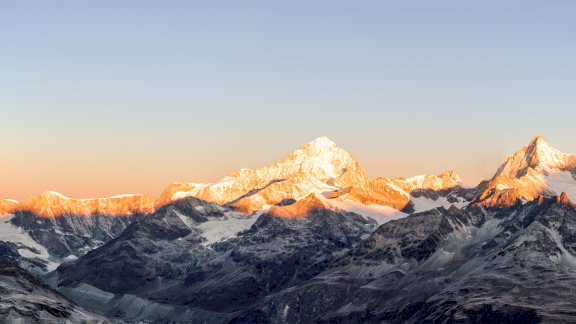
[0,192,155,275]
[44,197,249,323]
[472,136,576,207]
[52,197,230,295]
[149,198,377,313]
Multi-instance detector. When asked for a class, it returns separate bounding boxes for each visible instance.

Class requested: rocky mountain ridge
[231,191,576,323]
[328,170,480,213]
[47,195,378,321]
[1,191,154,218]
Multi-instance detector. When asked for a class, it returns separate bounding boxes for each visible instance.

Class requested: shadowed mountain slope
[149,196,377,312]
[0,260,109,323]
[48,194,377,320]
[230,192,576,323]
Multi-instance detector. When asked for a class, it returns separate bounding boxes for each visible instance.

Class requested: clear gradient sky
[2,1,576,202]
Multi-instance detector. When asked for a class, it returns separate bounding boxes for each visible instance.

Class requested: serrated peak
[556,192,574,206]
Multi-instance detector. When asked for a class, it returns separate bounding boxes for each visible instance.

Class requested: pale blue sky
[1,1,576,200]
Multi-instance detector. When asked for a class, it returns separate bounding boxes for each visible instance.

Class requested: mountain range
[0,136,477,219]
[2,135,576,323]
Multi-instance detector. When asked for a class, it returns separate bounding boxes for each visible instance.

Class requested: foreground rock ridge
[0,260,108,323]
[3,135,576,323]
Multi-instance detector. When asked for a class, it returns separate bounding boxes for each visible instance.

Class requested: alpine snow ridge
[0,199,18,216]
[14,191,154,218]
[0,136,476,222]
[171,136,477,217]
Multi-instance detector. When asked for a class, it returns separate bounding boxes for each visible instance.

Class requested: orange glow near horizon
[0,137,505,203]
[3,2,576,204]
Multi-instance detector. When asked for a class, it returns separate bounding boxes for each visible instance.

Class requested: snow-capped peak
[45,191,68,199]
[307,136,337,148]
[526,135,570,167]
[194,137,370,212]
[472,136,576,208]
[493,135,576,180]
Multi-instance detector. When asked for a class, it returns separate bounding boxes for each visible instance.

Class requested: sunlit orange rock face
[195,136,370,214]
[154,182,197,209]
[328,179,410,210]
[0,199,18,215]
[15,191,154,219]
[555,192,575,207]
[472,136,576,208]
[229,173,337,215]
[266,193,330,219]
[328,171,464,210]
